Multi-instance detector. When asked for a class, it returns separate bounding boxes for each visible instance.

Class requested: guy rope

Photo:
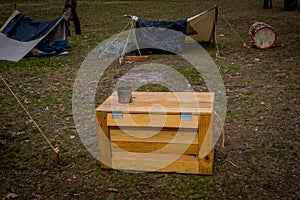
[0,74,60,155]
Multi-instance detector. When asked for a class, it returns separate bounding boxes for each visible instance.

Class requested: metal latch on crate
[112,111,123,119]
[180,112,192,121]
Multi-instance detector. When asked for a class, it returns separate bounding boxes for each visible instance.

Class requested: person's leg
[263,0,270,9]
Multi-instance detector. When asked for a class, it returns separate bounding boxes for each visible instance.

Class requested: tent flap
[0,33,41,62]
[186,6,217,42]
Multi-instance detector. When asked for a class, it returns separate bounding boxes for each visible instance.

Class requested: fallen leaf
[6,193,18,199]
[106,188,118,193]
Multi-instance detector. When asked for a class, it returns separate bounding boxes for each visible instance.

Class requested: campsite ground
[0,0,299,199]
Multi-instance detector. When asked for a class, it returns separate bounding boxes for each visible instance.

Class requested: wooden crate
[96,92,214,174]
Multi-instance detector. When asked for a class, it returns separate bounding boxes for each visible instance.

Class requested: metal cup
[117,86,132,103]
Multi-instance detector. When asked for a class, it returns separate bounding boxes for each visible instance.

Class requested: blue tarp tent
[0,10,68,62]
[127,6,218,55]
[135,18,187,54]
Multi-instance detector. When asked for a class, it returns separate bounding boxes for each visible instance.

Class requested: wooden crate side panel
[198,115,214,175]
[158,157,199,174]
[96,111,112,169]
[110,127,198,144]
[112,152,199,174]
[110,127,198,154]
[107,113,199,128]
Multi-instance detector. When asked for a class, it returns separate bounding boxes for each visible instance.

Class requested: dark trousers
[263,0,272,9]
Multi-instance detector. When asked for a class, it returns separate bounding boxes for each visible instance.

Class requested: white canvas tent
[0,10,66,62]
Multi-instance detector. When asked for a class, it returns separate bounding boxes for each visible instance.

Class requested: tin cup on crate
[117,86,132,103]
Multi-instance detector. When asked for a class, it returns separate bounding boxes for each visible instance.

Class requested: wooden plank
[110,127,198,144]
[96,111,112,169]
[112,151,199,174]
[107,113,199,128]
[199,150,214,175]
[111,141,198,154]
[96,92,214,115]
[198,115,214,175]
[104,106,213,115]
[110,127,198,154]
[158,157,199,174]
[124,55,150,61]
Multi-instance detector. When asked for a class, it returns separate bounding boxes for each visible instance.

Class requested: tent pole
[213,5,218,47]
[12,0,16,11]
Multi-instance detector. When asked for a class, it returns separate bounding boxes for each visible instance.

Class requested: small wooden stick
[124,56,149,61]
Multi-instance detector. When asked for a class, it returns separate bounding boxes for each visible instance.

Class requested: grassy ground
[0,0,299,199]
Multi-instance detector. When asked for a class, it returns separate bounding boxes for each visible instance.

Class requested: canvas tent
[127,6,218,54]
[186,6,218,43]
[0,10,67,62]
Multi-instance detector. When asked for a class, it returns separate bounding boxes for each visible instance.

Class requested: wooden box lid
[96,92,214,115]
